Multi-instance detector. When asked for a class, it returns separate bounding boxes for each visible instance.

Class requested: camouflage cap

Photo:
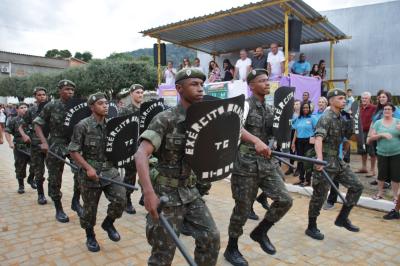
[327,88,346,99]
[33,86,47,95]
[130,84,144,92]
[247,68,269,83]
[175,68,206,84]
[17,102,28,108]
[58,79,76,89]
[87,92,107,105]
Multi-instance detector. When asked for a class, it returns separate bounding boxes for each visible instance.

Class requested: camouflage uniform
[5,116,31,180]
[309,109,363,218]
[228,95,293,238]
[140,103,220,266]
[23,104,46,184]
[68,115,126,229]
[33,99,80,201]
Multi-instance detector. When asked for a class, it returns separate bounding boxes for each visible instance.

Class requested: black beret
[327,88,346,99]
[87,92,107,105]
[130,84,144,92]
[175,68,206,84]
[247,69,269,83]
[58,79,76,89]
[33,87,47,95]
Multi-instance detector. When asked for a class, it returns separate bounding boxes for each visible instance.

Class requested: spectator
[314,96,328,121]
[291,102,317,186]
[356,92,377,176]
[251,47,268,70]
[234,49,252,81]
[373,91,400,122]
[163,61,176,85]
[344,89,355,113]
[267,42,285,80]
[302,91,314,112]
[367,102,400,203]
[383,193,400,220]
[318,60,327,97]
[309,64,320,78]
[292,53,311,76]
[193,57,206,73]
[285,99,301,176]
[222,59,235,81]
[288,52,296,73]
[208,61,221,83]
[0,105,5,144]
[180,57,191,70]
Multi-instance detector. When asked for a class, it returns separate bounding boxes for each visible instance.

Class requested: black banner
[185,95,244,182]
[105,113,139,167]
[107,101,119,119]
[63,98,91,138]
[351,101,365,151]
[140,99,165,134]
[272,86,295,152]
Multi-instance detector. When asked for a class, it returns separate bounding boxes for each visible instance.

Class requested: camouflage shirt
[315,108,354,157]
[22,104,42,145]
[140,102,199,206]
[68,115,118,187]
[5,116,30,145]
[118,103,140,117]
[33,99,69,143]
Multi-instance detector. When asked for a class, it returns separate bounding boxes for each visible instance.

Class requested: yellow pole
[330,40,334,81]
[284,10,289,76]
[157,38,161,85]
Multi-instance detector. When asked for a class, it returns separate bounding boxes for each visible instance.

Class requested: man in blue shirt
[292,53,311,76]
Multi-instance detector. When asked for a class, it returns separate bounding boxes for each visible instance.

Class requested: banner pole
[157,38,161,85]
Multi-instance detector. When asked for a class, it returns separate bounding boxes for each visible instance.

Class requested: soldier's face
[91,99,109,116]
[250,74,270,96]
[331,95,346,109]
[35,90,47,103]
[178,78,204,104]
[17,105,28,116]
[131,89,144,104]
[59,86,74,100]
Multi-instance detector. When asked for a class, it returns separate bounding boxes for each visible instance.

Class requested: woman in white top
[0,106,6,144]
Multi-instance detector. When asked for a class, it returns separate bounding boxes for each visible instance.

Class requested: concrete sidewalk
[0,142,399,265]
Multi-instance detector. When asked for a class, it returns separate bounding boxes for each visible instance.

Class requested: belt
[87,160,114,169]
[155,175,195,188]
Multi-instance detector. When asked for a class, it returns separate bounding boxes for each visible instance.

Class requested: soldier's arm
[18,124,31,143]
[314,116,329,171]
[33,104,50,152]
[241,128,271,158]
[4,132,14,149]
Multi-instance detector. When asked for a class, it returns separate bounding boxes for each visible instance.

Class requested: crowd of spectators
[0,103,18,144]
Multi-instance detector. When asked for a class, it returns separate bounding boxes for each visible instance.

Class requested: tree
[45,49,72,59]
[74,51,93,62]
[45,49,60,58]
[107,52,134,61]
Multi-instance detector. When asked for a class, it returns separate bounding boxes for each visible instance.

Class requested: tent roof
[141,0,350,55]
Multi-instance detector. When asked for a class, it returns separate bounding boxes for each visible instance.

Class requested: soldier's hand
[40,142,49,153]
[315,158,324,171]
[86,167,99,181]
[254,140,271,158]
[144,192,160,220]
[22,135,31,144]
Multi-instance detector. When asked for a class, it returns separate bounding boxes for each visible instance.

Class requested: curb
[286,184,396,212]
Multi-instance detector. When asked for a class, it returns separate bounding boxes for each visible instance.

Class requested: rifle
[157,196,197,266]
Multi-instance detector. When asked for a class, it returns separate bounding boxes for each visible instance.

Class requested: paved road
[0,143,399,265]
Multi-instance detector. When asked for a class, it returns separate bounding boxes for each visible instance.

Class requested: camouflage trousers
[123,164,136,194]
[229,160,293,238]
[308,158,364,218]
[79,180,126,229]
[46,144,80,201]
[146,197,220,266]
[13,148,30,179]
[30,144,46,183]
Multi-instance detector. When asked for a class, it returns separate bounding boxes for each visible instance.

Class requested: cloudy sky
[0,0,392,58]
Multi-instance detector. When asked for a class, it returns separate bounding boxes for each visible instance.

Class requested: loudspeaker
[153,43,166,66]
[289,18,302,52]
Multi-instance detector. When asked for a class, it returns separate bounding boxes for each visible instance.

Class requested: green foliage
[0,58,157,98]
[74,51,93,62]
[45,49,72,59]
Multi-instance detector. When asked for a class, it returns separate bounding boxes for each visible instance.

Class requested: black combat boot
[138,194,144,206]
[101,216,120,242]
[85,227,100,252]
[71,191,84,218]
[250,219,276,255]
[125,192,136,214]
[27,173,37,189]
[305,217,324,240]
[223,237,248,266]
[54,200,69,223]
[17,178,25,194]
[334,205,360,232]
[248,207,259,220]
[256,192,270,210]
[36,180,47,205]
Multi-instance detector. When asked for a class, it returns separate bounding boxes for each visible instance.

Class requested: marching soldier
[69,92,126,252]
[118,84,144,215]
[305,88,363,240]
[135,68,270,266]
[224,69,293,266]
[5,103,32,194]
[33,80,83,223]
[19,87,48,204]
